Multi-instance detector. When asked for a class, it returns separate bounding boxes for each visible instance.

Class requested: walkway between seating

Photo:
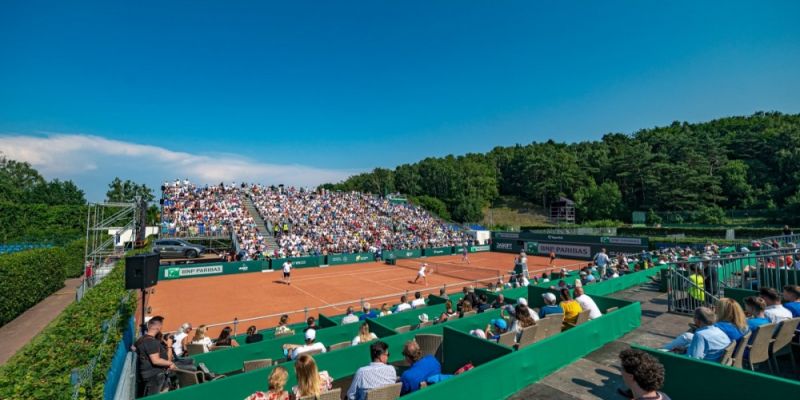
[0,277,83,364]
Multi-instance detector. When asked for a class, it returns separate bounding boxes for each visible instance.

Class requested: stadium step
[242,194,278,253]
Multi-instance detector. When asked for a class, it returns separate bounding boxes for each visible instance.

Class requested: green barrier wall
[637,345,800,398]
[326,252,375,265]
[582,266,665,297]
[423,246,453,257]
[192,321,367,374]
[233,319,314,344]
[724,287,758,308]
[468,245,491,253]
[270,255,324,269]
[318,313,339,328]
[453,245,465,254]
[158,260,269,280]
[369,304,446,330]
[441,327,513,372]
[404,296,642,400]
[440,309,502,334]
[383,248,423,260]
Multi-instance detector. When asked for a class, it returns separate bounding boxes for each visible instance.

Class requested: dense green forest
[322,112,800,224]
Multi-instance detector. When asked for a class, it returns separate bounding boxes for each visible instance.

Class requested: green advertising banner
[525,241,539,254]
[468,245,491,253]
[424,246,453,257]
[159,260,269,281]
[326,252,375,265]
[270,255,324,269]
[491,239,520,253]
[453,245,465,254]
[383,249,423,260]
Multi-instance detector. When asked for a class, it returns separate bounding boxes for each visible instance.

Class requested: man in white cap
[290,328,327,360]
[539,292,562,319]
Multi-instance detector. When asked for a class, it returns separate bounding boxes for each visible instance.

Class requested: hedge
[617,226,782,239]
[0,255,138,399]
[63,239,86,278]
[0,248,67,326]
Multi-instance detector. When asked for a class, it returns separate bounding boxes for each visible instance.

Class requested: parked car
[153,239,206,259]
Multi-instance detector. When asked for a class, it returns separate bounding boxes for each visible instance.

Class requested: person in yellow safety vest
[688,264,705,303]
[283,223,289,233]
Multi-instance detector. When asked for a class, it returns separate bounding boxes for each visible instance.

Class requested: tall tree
[106,177,154,203]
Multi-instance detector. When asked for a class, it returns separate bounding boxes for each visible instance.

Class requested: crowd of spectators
[249,185,470,257]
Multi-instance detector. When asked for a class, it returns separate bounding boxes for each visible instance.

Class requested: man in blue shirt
[400,340,441,395]
[539,292,563,319]
[782,285,800,317]
[687,307,731,361]
[359,302,379,321]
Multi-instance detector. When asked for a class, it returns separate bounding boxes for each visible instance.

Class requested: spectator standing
[594,248,610,278]
[346,341,397,400]
[400,340,442,395]
[134,316,176,397]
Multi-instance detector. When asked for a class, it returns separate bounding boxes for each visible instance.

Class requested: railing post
[233,317,239,337]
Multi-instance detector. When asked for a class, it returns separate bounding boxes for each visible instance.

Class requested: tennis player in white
[412,263,429,286]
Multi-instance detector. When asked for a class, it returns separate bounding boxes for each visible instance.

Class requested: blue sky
[1,1,799,200]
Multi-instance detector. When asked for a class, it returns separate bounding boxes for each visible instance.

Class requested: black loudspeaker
[125,253,160,290]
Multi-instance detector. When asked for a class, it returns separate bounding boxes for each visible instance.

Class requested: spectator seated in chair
[759,287,793,323]
[400,340,442,395]
[245,325,264,344]
[134,316,177,397]
[244,366,290,400]
[285,329,327,360]
[351,323,378,346]
[346,341,397,400]
[662,306,731,361]
[292,354,333,398]
[341,306,360,325]
[539,292,563,319]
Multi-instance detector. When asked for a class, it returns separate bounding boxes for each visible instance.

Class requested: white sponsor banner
[538,243,591,258]
[601,236,643,245]
[495,232,520,239]
[165,265,223,278]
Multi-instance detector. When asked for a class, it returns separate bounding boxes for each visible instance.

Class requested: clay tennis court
[147,252,585,336]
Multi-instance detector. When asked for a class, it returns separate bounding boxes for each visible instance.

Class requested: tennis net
[393,258,501,282]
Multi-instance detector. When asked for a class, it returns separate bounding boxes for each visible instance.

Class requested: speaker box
[125,253,160,290]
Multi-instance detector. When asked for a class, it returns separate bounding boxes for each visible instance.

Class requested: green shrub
[0,256,137,399]
[0,248,67,326]
[63,239,86,278]
[410,195,451,220]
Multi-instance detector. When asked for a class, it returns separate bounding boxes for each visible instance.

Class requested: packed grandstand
[159,180,473,259]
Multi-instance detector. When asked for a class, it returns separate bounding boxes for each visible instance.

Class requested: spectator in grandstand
[411,291,426,308]
[292,354,333,398]
[379,303,393,317]
[459,300,474,317]
[713,298,748,344]
[190,324,214,353]
[573,285,602,320]
[492,293,506,309]
[759,287,793,323]
[304,316,318,332]
[214,326,239,347]
[275,315,293,336]
[346,341,397,400]
[395,295,412,313]
[414,313,430,330]
[516,298,538,321]
[342,307,360,324]
[245,325,264,344]
[511,304,536,342]
[782,285,800,317]
[743,296,771,332]
[172,322,192,358]
[438,287,449,301]
[288,329,327,360]
[539,292,563,319]
[559,288,583,328]
[479,318,509,342]
[477,294,492,313]
[438,300,458,323]
[245,366,290,400]
[359,303,379,320]
[134,316,176,396]
[464,286,479,308]
[618,348,670,400]
[400,340,442,395]
[351,323,379,346]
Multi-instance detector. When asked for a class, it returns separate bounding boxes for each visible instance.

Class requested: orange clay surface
[146,252,585,336]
